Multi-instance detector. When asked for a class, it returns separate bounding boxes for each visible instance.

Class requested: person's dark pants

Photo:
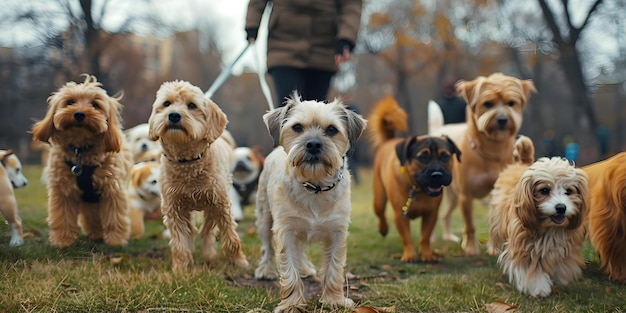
[269,66,334,107]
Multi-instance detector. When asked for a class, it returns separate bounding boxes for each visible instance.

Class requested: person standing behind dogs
[245,0,362,106]
[437,78,467,124]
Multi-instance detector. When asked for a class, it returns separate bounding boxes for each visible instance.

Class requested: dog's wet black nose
[497,116,508,128]
[430,171,443,179]
[555,203,566,214]
[73,111,85,122]
[168,112,181,123]
[306,139,322,154]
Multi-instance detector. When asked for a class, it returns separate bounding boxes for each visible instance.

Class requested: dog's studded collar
[301,156,345,194]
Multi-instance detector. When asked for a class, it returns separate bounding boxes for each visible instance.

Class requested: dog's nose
[555,203,566,214]
[140,143,148,151]
[430,171,443,179]
[306,139,322,154]
[74,111,85,122]
[168,112,181,123]
[497,116,508,128]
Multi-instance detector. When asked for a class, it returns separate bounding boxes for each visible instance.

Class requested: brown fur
[430,73,537,255]
[368,96,460,262]
[127,161,161,238]
[148,80,248,272]
[488,157,587,297]
[30,74,132,247]
[583,152,626,282]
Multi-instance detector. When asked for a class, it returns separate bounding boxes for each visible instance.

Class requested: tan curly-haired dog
[31,74,132,247]
[148,80,248,272]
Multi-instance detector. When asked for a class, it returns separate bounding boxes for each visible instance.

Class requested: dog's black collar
[162,151,204,163]
[301,156,345,194]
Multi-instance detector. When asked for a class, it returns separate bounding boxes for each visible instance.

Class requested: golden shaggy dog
[488,157,588,297]
[254,93,367,312]
[148,80,248,272]
[31,75,132,247]
[583,152,626,282]
[430,73,536,255]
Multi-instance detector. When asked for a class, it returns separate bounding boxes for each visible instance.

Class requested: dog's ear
[456,79,477,107]
[0,149,14,163]
[103,94,124,153]
[520,79,537,103]
[343,106,367,157]
[204,98,228,143]
[513,174,539,230]
[444,135,461,162]
[568,167,589,229]
[263,98,296,147]
[395,136,417,166]
[30,93,59,143]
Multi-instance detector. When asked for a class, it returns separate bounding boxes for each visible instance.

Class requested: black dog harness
[66,145,101,203]
[233,163,263,205]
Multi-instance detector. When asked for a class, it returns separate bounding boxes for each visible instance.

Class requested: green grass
[0,165,624,312]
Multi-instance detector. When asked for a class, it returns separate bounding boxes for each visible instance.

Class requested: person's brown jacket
[246,0,362,73]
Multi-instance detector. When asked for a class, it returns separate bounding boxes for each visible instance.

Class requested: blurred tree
[0,0,180,90]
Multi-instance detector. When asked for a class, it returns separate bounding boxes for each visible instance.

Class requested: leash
[204,41,275,110]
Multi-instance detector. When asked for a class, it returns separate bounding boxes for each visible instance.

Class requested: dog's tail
[513,135,535,165]
[428,100,444,134]
[367,95,408,149]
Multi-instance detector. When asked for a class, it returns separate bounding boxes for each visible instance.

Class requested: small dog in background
[0,150,28,246]
[127,161,162,239]
[230,146,264,222]
[148,80,248,272]
[125,123,161,163]
[488,157,588,297]
[255,93,366,312]
[429,73,537,255]
[368,95,460,262]
[30,74,132,247]
[583,152,626,282]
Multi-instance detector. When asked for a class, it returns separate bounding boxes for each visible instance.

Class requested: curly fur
[30,74,132,247]
[148,80,248,272]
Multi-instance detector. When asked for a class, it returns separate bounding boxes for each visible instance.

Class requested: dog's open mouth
[550,214,566,224]
[422,185,444,196]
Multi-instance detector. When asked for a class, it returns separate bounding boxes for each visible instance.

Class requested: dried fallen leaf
[485,300,518,313]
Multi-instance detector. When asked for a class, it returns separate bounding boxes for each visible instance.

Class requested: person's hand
[335,38,354,66]
[335,46,351,65]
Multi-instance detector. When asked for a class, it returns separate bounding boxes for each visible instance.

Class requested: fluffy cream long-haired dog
[148,80,248,272]
[488,157,588,297]
[254,93,366,313]
[30,75,132,247]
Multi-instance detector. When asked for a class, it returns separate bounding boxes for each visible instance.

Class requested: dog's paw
[255,264,278,280]
[419,251,441,263]
[442,232,461,243]
[320,296,355,309]
[233,255,249,268]
[9,236,24,247]
[377,219,388,237]
[462,237,480,256]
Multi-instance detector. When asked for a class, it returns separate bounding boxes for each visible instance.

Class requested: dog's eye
[325,125,338,137]
[565,188,573,195]
[439,153,451,162]
[150,180,157,185]
[417,153,430,163]
[507,101,515,107]
[484,102,494,109]
[91,101,99,109]
[292,124,303,133]
[188,103,197,109]
[67,99,75,106]
[163,101,171,107]
[539,187,551,195]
